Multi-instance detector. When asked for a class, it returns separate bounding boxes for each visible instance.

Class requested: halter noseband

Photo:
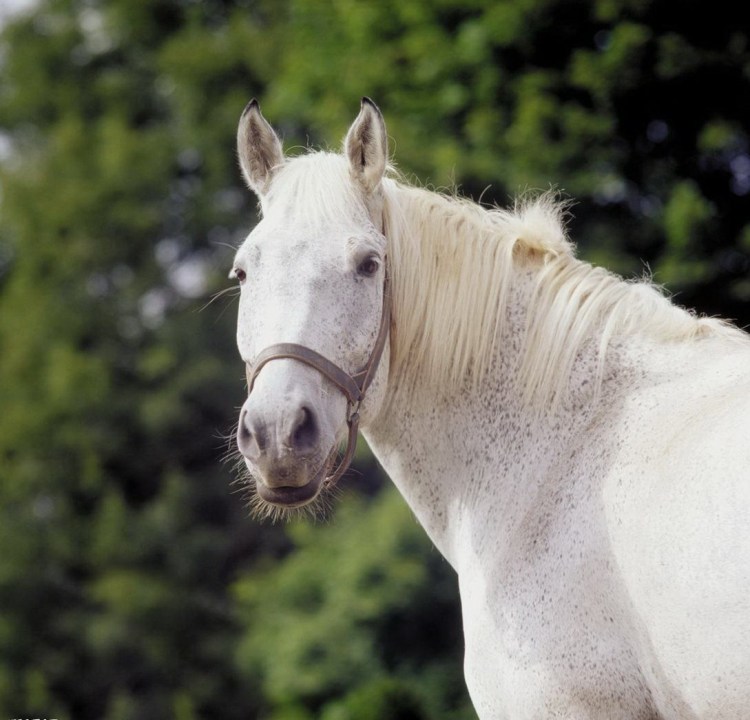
[245,264,391,487]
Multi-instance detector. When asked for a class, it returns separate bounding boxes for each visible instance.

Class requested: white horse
[231,98,750,719]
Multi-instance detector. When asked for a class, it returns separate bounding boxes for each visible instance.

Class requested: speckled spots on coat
[234,102,750,719]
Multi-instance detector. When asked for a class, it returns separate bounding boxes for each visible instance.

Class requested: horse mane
[381,173,747,410]
[266,151,746,411]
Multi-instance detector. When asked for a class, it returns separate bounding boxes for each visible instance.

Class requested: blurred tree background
[0,0,747,718]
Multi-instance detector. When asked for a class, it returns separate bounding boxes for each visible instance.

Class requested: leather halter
[245,263,391,487]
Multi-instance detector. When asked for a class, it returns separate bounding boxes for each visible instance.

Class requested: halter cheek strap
[245,264,391,486]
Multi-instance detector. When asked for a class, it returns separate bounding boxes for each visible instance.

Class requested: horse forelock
[263,151,372,229]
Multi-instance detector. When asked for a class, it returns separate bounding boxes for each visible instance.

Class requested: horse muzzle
[237,395,336,507]
[252,456,332,509]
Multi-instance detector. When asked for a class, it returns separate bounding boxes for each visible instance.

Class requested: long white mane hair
[381,173,746,409]
[265,151,747,411]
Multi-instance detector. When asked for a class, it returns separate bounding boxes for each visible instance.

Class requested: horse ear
[237,99,284,196]
[345,97,388,194]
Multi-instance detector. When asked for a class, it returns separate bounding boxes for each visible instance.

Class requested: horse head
[232,98,391,514]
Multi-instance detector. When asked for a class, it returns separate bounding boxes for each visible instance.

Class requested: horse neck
[364,268,607,565]
[364,213,750,564]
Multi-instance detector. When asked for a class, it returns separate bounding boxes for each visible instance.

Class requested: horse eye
[357,257,379,278]
[233,268,247,283]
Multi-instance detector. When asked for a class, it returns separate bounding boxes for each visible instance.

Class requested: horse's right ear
[237,99,284,196]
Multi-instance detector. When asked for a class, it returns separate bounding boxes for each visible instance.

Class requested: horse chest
[455,518,655,720]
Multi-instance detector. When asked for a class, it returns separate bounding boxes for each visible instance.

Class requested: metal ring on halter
[245,262,390,486]
[347,400,361,424]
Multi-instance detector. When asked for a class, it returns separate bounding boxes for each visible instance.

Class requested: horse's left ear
[345,97,388,194]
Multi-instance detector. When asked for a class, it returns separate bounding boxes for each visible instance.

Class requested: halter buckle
[347,400,361,425]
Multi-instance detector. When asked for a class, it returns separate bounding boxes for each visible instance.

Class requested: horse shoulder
[602,340,750,718]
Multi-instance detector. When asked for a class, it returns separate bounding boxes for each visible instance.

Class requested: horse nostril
[239,403,318,462]
[237,409,265,459]
[290,405,319,452]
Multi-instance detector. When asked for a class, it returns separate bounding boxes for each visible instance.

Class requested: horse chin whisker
[245,485,333,524]
[243,453,340,524]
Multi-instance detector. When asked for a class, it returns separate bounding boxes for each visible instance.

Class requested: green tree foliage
[233,490,473,719]
[249,0,749,320]
[0,0,747,718]
[0,3,286,717]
